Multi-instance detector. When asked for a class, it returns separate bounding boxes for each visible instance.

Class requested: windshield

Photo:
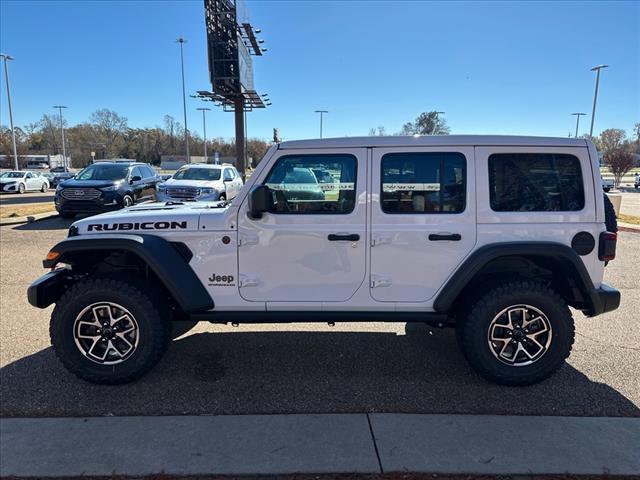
[3,172,25,178]
[76,164,129,181]
[172,168,221,181]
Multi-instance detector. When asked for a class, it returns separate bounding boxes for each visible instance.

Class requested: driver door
[236,149,367,303]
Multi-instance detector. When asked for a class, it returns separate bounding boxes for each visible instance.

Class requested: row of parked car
[1,160,246,218]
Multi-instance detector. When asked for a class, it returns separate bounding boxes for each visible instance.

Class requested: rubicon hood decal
[87,221,188,231]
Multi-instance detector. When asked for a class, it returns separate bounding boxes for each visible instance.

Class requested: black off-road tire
[603,193,618,233]
[457,280,574,386]
[50,277,171,384]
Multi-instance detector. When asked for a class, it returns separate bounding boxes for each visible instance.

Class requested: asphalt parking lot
[0,216,638,418]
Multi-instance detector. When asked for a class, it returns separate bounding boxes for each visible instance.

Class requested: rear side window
[489,153,584,212]
[381,152,466,214]
[263,154,357,214]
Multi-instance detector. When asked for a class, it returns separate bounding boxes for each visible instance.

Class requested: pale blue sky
[1,0,639,141]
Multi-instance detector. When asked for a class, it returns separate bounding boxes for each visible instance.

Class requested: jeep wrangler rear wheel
[457,281,574,386]
[50,277,171,384]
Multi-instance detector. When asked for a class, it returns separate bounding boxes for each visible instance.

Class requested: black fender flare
[40,233,213,312]
[433,242,601,315]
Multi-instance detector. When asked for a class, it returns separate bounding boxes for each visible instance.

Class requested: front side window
[381,152,466,214]
[263,154,357,214]
[77,164,130,181]
[489,153,584,212]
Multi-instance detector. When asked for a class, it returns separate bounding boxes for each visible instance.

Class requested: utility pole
[53,105,68,170]
[176,37,190,162]
[234,98,246,177]
[314,110,328,139]
[196,107,210,161]
[1,53,19,170]
[571,113,586,138]
[589,64,608,137]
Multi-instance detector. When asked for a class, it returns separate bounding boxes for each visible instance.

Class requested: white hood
[72,202,229,234]
[0,177,22,184]
[164,179,221,189]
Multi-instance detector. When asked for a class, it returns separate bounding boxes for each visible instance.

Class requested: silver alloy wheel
[73,302,140,365]
[487,304,552,366]
[123,195,133,207]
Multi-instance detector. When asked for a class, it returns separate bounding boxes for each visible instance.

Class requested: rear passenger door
[370,147,477,303]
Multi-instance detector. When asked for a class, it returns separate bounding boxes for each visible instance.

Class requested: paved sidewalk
[2,414,639,477]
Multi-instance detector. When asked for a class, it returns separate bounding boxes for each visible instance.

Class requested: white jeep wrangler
[28,136,620,386]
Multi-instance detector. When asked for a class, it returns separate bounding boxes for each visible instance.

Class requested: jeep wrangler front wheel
[50,277,171,384]
[457,281,574,386]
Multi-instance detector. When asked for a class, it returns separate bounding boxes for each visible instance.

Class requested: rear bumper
[586,283,621,317]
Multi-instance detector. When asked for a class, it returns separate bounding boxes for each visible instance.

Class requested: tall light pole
[589,64,608,137]
[571,112,586,138]
[1,53,19,170]
[314,110,328,139]
[53,105,68,170]
[196,107,210,160]
[176,37,190,162]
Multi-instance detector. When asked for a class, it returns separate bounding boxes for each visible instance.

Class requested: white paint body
[72,135,607,313]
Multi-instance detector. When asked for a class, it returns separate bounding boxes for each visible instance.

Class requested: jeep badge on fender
[28,136,620,385]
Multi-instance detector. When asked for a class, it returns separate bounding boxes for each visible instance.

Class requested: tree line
[0,108,271,168]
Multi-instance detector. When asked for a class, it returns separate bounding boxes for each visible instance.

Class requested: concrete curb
[0,211,58,226]
[1,414,639,477]
[619,221,640,233]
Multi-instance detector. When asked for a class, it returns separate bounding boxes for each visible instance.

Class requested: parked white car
[156,164,243,202]
[0,171,49,193]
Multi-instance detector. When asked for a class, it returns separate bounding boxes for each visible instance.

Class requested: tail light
[598,232,617,262]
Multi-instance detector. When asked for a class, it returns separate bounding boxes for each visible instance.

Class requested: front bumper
[55,191,123,214]
[27,269,69,308]
[587,283,621,317]
[156,191,222,202]
[1,183,18,192]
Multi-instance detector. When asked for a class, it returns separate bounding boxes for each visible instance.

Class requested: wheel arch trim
[39,234,213,312]
[433,242,602,315]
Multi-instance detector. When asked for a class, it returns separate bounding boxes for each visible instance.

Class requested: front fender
[34,233,213,313]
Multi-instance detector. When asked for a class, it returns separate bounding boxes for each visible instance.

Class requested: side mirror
[130,175,142,183]
[248,185,273,219]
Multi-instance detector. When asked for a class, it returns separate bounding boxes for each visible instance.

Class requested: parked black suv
[55,161,160,219]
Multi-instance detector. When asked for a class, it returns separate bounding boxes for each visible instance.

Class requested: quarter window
[488,153,584,212]
[263,154,357,214]
[381,152,466,214]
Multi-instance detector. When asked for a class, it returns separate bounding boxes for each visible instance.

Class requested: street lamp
[589,64,608,137]
[314,110,328,139]
[196,107,211,160]
[1,53,19,170]
[571,113,586,138]
[176,37,190,162]
[53,105,68,170]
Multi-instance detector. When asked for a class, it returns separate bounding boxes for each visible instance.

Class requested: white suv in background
[156,164,243,202]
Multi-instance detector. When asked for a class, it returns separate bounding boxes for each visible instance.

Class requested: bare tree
[605,149,634,188]
[368,126,387,136]
[399,111,450,135]
[89,109,128,157]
